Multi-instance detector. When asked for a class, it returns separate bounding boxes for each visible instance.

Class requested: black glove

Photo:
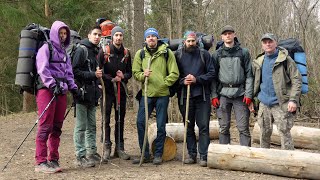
[52,85,63,96]
[71,88,83,100]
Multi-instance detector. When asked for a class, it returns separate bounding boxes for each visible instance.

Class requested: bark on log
[148,121,219,144]
[207,143,320,179]
[252,122,320,150]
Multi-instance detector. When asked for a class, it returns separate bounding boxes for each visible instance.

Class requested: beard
[185,46,197,53]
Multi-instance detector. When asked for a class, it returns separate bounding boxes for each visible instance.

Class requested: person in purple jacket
[34,20,78,173]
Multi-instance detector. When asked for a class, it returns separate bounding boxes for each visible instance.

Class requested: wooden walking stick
[182,84,190,165]
[140,57,152,166]
[97,67,106,168]
[117,81,121,164]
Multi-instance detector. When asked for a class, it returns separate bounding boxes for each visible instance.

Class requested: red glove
[243,96,252,106]
[211,98,220,108]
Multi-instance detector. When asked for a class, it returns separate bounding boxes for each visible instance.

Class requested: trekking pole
[97,67,106,169]
[2,95,56,172]
[182,84,190,165]
[117,81,121,164]
[64,102,74,120]
[140,58,151,166]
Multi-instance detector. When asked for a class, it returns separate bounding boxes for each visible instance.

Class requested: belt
[222,83,241,88]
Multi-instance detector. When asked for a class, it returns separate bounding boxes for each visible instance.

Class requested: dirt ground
[0,107,318,180]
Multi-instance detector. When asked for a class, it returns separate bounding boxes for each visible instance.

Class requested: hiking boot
[74,156,95,168]
[153,156,162,165]
[102,144,111,163]
[184,156,197,164]
[132,156,151,164]
[87,153,102,164]
[199,159,207,167]
[114,149,130,160]
[35,162,56,174]
[48,160,62,172]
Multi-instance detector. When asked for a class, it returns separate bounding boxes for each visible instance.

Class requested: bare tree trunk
[22,92,35,112]
[132,0,145,112]
[45,0,50,17]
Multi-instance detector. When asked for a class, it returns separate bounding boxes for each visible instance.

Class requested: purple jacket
[36,21,77,94]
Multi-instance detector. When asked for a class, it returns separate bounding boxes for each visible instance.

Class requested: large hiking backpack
[98,20,129,64]
[168,33,214,51]
[67,30,81,61]
[278,38,308,94]
[15,23,52,94]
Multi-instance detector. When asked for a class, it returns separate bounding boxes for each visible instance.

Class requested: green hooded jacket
[132,44,179,97]
[252,47,302,111]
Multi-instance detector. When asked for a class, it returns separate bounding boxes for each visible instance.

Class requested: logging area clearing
[1,109,319,180]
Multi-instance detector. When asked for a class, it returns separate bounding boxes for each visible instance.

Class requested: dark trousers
[104,92,127,149]
[136,96,169,158]
[178,95,211,160]
[217,96,251,146]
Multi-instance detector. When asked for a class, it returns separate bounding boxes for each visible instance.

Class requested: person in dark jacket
[72,26,102,167]
[211,25,253,147]
[98,26,132,162]
[175,31,215,167]
[35,20,78,173]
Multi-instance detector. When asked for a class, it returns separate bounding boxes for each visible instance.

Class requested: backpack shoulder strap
[241,47,249,69]
[104,44,111,63]
[47,42,53,63]
[79,45,92,72]
[199,48,205,65]
[122,47,130,63]
[139,48,145,61]
[164,48,169,61]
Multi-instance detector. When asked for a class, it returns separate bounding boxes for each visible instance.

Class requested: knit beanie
[144,28,159,39]
[111,26,124,38]
[183,31,197,40]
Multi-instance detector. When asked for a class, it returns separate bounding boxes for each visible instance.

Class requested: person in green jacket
[132,28,179,165]
[251,33,302,150]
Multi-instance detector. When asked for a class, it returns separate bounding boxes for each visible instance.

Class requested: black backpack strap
[140,49,145,60]
[79,45,91,72]
[199,48,205,65]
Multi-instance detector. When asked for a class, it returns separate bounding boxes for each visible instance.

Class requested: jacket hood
[50,21,70,50]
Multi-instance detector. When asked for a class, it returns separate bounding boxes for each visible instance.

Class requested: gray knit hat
[111,26,124,38]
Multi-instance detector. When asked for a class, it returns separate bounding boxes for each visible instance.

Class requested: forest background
[0,0,319,121]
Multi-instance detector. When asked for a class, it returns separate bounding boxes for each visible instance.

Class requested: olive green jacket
[252,47,302,111]
[132,44,179,97]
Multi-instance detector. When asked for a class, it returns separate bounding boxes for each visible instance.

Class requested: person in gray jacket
[211,25,253,146]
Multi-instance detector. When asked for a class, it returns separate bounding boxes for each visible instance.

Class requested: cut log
[148,121,219,161]
[207,143,320,179]
[252,122,320,150]
[148,121,219,144]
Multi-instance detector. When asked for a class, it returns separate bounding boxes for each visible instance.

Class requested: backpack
[67,30,81,61]
[15,23,53,95]
[98,20,129,64]
[167,33,214,51]
[278,38,308,94]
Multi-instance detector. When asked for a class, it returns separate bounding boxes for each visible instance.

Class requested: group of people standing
[33,20,302,174]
